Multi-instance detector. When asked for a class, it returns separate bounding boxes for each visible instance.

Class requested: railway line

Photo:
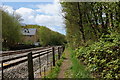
[0,46,64,79]
[1,47,50,57]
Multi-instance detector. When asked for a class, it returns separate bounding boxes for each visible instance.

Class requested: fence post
[28,52,34,80]
[38,53,41,77]
[1,61,3,80]
[44,66,46,77]
[46,50,48,67]
[62,46,64,54]
[52,47,55,66]
[58,47,60,60]
[62,46,64,53]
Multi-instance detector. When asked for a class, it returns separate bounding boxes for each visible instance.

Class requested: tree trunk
[86,13,98,39]
[77,2,86,43]
[100,6,105,29]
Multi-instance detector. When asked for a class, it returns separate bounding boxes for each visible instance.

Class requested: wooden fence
[0,46,65,80]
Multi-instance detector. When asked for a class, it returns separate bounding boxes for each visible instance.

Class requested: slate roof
[22,28,37,36]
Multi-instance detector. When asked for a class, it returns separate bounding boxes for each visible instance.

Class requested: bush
[70,49,90,78]
[76,32,120,79]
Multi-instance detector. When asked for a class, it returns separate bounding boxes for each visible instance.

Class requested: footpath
[57,49,72,78]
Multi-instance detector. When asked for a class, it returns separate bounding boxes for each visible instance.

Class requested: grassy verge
[45,53,66,78]
[69,48,91,78]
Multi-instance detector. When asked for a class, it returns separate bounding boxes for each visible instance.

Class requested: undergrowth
[76,32,120,79]
[69,48,91,78]
[46,53,66,78]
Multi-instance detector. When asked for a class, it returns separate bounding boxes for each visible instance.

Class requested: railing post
[62,46,64,53]
[44,66,46,77]
[38,53,41,77]
[1,61,3,80]
[47,51,49,68]
[28,52,34,80]
[52,47,55,66]
[58,47,60,60]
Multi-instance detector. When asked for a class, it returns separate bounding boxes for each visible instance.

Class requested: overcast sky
[1,0,66,35]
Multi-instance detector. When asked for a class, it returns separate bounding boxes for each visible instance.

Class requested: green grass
[46,48,91,78]
[69,48,91,78]
[45,53,66,78]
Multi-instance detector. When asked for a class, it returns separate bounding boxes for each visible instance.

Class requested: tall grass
[69,48,91,78]
[46,53,66,78]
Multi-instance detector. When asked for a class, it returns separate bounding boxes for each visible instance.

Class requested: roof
[22,28,37,36]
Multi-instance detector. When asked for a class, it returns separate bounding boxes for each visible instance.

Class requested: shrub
[76,32,120,79]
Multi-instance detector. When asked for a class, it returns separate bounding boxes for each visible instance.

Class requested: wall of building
[22,35,38,44]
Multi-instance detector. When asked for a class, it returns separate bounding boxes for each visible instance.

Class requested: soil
[57,49,72,78]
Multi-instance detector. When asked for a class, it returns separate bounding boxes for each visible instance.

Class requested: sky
[0,0,66,35]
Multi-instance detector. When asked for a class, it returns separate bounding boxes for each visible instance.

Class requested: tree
[38,26,66,46]
[61,2,120,48]
[1,9,21,48]
[22,25,66,46]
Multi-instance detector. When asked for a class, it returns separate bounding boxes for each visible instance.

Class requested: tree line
[22,25,66,46]
[1,9,66,50]
[61,2,120,78]
[61,2,120,48]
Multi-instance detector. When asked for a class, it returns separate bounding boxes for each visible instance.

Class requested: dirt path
[57,49,72,78]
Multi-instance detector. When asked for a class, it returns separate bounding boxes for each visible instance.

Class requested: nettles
[75,33,120,79]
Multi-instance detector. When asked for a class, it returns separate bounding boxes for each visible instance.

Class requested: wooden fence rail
[0,46,64,80]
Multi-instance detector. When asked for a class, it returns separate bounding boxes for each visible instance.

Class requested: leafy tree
[61,2,120,48]
[1,9,21,49]
[38,26,66,46]
[61,2,120,79]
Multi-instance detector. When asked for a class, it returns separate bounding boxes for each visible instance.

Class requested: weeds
[69,48,91,78]
[45,53,66,78]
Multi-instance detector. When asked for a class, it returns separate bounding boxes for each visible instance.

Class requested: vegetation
[1,8,66,50]
[38,26,66,46]
[1,9,22,49]
[1,9,66,49]
[61,2,120,48]
[46,60,62,78]
[61,2,120,79]
[76,33,120,78]
[70,48,91,78]
[46,53,66,78]
[22,25,66,46]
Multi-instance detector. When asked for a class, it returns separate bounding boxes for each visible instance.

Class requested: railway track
[0,47,50,57]
[0,46,64,79]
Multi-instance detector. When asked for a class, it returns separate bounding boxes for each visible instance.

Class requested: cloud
[36,3,61,16]
[35,14,64,27]
[0,5,14,14]
[15,7,36,23]
[34,0,64,27]
[1,1,65,34]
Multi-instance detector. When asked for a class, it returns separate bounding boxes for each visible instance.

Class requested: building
[21,28,39,46]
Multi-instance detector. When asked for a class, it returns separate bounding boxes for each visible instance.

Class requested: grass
[45,53,66,78]
[69,48,91,78]
[45,48,91,78]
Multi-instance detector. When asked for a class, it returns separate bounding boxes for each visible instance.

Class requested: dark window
[24,29,29,33]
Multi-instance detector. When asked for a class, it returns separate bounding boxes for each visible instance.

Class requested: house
[21,28,39,46]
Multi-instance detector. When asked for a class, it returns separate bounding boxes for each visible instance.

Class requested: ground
[57,49,72,78]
